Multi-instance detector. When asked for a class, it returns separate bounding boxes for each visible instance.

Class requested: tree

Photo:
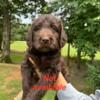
[68,0,100,68]
[51,0,100,69]
[0,17,3,51]
[0,0,47,63]
[11,20,29,41]
[1,0,11,62]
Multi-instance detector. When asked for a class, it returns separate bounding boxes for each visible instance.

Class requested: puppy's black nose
[41,37,50,44]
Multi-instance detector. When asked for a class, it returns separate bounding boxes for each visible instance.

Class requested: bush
[86,63,100,90]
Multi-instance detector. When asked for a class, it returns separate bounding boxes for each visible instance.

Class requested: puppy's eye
[34,26,41,31]
[51,25,59,33]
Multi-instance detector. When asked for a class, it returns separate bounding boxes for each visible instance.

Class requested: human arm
[56,72,100,100]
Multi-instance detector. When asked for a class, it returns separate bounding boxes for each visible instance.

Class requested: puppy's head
[27,14,67,52]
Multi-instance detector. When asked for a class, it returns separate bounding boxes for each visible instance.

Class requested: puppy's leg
[25,69,59,100]
[24,74,50,100]
[21,60,39,100]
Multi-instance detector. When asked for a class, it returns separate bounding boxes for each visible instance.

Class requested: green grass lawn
[0,64,21,100]
[11,53,24,63]
[11,41,100,60]
[11,41,27,52]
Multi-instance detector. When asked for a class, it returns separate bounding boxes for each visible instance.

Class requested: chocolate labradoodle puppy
[21,14,70,100]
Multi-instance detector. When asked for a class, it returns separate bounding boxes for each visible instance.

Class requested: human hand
[54,72,68,90]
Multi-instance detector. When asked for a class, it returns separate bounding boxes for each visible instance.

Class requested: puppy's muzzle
[40,37,51,45]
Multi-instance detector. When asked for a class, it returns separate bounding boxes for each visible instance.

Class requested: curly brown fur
[21,14,70,100]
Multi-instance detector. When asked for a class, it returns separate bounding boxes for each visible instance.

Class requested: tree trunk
[0,18,3,51]
[0,33,2,51]
[77,49,81,69]
[90,55,94,64]
[67,43,70,67]
[1,0,11,63]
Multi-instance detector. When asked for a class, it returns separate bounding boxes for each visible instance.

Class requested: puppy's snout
[40,37,50,44]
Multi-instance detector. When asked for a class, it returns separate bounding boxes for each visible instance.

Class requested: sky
[21,16,32,24]
[21,0,53,24]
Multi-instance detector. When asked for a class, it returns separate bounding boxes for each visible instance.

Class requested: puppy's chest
[29,55,63,81]
[30,55,60,71]
[39,56,59,70]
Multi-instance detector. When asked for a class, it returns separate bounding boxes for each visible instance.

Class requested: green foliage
[52,0,100,60]
[11,23,28,41]
[68,0,100,58]
[87,63,100,90]
[0,0,48,17]
[82,42,96,58]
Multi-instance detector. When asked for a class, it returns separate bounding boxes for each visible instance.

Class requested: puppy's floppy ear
[26,27,33,50]
[60,21,67,48]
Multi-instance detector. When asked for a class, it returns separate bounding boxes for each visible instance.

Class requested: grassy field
[0,41,99,100]
[11,41,100,60]
[0,64,21,100]
[11,41,27,52]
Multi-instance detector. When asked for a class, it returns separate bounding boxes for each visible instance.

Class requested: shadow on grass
[64,56,100,94]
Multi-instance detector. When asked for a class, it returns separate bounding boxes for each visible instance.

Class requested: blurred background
[0,0,100,100]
